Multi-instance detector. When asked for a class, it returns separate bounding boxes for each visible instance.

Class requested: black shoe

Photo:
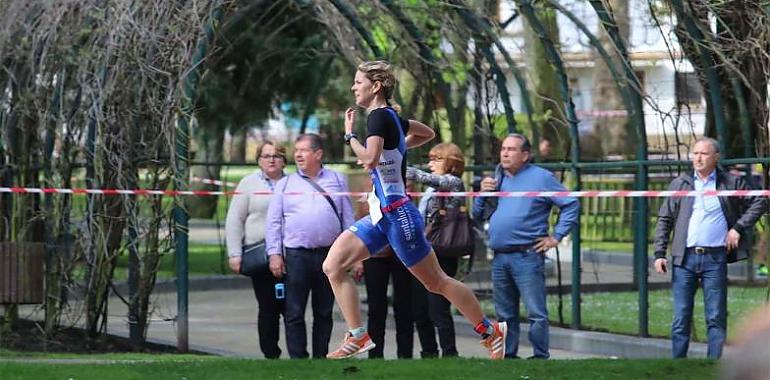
[420,351,439,358]
[527,355,548,360]
[441,350,459,358]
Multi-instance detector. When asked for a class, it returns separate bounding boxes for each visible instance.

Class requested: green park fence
[189,157,769,339]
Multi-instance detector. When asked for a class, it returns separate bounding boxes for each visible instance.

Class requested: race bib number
[367,187,383,225]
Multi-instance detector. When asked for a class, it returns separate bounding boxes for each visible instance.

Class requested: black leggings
[364,255,415,358]
[249,268,285,359]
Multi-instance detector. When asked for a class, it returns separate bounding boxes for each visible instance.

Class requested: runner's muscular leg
[323,230,370,329]
[408,250,485,326]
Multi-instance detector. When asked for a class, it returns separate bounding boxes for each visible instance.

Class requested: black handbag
[426,197,475,258]
[240,241,268,277]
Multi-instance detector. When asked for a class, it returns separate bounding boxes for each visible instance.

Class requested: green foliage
[490,110,551,140]
[195,0,347,132]
[441,61,472,86]
[371,25,392,55]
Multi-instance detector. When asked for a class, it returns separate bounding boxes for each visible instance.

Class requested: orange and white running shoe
[326,332,376,359]
[480,321,507,360]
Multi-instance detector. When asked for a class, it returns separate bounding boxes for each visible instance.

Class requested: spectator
[407,142,466,358]
[265,133,356,359]
[653,137,766,359]
[363,245,415,359]
[472,133,580,359]
[225,141,287,358]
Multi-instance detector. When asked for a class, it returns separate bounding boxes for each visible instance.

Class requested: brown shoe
[326,332,376,359]
[480,321,507,360]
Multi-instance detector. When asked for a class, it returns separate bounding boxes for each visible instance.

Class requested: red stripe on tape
[0,187,768,198]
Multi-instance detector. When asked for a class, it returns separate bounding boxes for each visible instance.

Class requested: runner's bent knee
[420,272,450,294]
[323,232,366,278]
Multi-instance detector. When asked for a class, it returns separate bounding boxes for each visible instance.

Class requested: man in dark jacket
[653,137,766,359]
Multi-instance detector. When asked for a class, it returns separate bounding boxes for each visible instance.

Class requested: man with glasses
[472,134,579,359]
[265,133,356,359]
[653,137,766,359]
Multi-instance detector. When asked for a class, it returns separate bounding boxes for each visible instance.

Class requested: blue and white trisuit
[349,107,431,267]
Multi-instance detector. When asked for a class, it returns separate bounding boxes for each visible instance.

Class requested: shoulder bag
[426,196,475,258]
[240,241,268,277]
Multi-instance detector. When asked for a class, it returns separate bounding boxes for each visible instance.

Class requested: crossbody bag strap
[279,176,291,256]
[298,174,344,232]
[425,189,446,233]
[434,192,447,219]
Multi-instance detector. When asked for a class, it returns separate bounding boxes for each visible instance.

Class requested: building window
[675,72,704,108]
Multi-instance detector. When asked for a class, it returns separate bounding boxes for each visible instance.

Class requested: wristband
[344,132,358,145]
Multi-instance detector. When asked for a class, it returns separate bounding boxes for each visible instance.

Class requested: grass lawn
[0,357,718,380]
[482,286,770,342]
[111,243,230,281]
[580,241,649,253]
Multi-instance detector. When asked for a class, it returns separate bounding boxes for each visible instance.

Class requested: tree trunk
[229,127,248,163]
[136,174,170,345]
[187,125,225,219]
[672,0,769,158]
[522,3,568,159]
[715,1,769,158]
[591,0,632,157]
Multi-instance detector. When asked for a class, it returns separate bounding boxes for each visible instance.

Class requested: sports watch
[344,132,358,145]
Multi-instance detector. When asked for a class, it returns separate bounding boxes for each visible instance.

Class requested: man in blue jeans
[265,134,356,358]
[473,134,579,359]
[654,137,766,359]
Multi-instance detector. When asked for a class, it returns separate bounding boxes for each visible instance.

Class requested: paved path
[103,288,602,359]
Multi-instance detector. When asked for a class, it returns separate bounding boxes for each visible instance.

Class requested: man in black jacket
[653,137,766,359]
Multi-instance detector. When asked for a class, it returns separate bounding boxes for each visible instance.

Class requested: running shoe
[480,321,507,360]
[326,332,376,359]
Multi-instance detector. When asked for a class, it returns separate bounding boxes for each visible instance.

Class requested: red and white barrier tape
[191,176,238,187]
[1,187,769,198]
[576,109,629,117]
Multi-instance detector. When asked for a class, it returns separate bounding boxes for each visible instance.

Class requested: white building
[497,0,707,148]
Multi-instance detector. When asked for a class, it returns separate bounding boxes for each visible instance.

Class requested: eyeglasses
[260,154,284,161]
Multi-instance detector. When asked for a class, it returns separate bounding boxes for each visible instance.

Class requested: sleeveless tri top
[366,107,410,207]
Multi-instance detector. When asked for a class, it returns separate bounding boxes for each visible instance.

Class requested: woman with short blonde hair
[323,60,505,360]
